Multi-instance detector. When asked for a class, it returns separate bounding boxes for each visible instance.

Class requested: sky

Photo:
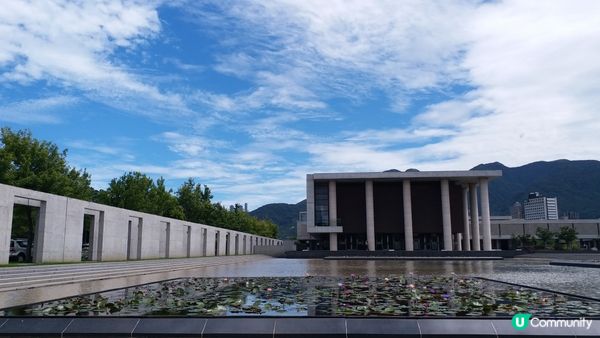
[1,0,600,210]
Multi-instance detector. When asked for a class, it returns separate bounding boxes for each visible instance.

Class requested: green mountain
[473,159,600,218]
[253,160,600,239]
[250,200,306,239]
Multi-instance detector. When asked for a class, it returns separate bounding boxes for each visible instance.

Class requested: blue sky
[1,1,599,209]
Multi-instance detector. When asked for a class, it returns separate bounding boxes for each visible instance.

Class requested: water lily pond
[3,276,600,317]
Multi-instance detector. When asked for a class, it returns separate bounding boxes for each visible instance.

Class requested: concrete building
[510,202,524,219]
[298,169,502,251]
[523,192,558,220]
[491,218,600,250]
[0,183,282,264]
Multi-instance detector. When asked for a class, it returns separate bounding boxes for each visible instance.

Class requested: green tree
[176,178,213,223]
[512,234,535,248]
[96,172,184,219]
[175,178,278,238]
[535,227,556,249]
[557,226,578,250]
[0,128,93,261]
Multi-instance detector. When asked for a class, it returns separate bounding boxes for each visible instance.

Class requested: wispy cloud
[0,96,78,124]
[3,1,600,209]
[0,0,194,119]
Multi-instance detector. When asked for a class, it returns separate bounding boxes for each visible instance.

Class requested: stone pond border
[0,317,599,337]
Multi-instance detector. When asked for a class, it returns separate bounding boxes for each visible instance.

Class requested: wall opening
[225,233,230,256]
[243,235,246,254]
[10,202,41,263]
[127,217,142,260]
[159,221,170,258]
[235,235,239,255]
[81,214,95,261]
[215,231,220,256]
[186,226,192,258]
[202,228,207,256]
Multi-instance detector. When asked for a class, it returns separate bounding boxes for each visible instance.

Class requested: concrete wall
[0,183,283,264]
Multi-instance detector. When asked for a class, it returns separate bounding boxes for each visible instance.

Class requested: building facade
[490,217,600,250]
[299,170,502,251]
[523,192,558,220]
[510,202,524,219]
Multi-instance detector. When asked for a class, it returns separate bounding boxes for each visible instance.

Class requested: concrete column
[402,180,414,251]
[440,179,452,251]
[329,233,338,251]
[480,178,493,251]
[469,183,481,251]
[365,180,375,251]
[456,233,462,251]
[0,188,15,265]
[462,186,471,251]
[329,181,337,226]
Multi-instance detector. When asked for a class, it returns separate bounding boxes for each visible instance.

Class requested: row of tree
[0,128,278,251]
[512,226,579,250]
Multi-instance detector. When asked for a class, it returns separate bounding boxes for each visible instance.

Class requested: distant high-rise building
[510,201,524,219]
[523,192,558,220]
[229,203,248,213]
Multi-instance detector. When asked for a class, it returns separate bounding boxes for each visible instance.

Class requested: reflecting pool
[4,275,600,318]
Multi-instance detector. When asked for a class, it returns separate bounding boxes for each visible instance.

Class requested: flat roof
[310,170,502,181]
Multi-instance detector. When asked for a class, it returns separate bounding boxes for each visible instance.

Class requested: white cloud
[0,96,78,124]
[0,0,192,118]
[196,0,475,112]
[10,1,599,209]
[410,0,600,168]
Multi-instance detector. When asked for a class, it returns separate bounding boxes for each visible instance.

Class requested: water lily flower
[408,284,415,288]
[337,283,344,288]
[384,278,389,282]
[267,288,273,292]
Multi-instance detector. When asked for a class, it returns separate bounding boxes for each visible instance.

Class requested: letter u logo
[512,313,531,330]
[515,317,525,327]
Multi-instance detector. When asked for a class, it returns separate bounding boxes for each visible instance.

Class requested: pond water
[4,275,600,318]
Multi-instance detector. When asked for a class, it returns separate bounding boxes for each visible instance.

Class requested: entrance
[215,231,220,256]
[202,228,207,256]
[185,226,191,258]
[225,233,230,256]
[127,217,142,260]
[159,222,170,258]
[81,214,94,261]
[10,202,42,263]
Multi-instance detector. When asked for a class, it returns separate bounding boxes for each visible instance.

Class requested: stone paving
[0,255,271,308]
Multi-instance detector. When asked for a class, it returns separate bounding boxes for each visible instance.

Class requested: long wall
[0,183,282,264]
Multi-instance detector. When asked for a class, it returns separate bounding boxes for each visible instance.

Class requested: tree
[176,178,213,223]
[557,226,578,250]
[512,234,535,249]
[0,128,93,261]
[535,227,556,249]
[175,178,278,238]
[96,172,184,220]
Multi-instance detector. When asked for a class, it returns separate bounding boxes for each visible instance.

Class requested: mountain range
[250,159,600,239]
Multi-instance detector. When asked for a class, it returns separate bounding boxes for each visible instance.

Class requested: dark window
[315,182,329,226]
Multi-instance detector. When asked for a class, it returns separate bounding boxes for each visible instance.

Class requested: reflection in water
[1,258,599,309]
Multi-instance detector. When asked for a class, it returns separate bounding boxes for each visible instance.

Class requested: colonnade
[326,179,493,251]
